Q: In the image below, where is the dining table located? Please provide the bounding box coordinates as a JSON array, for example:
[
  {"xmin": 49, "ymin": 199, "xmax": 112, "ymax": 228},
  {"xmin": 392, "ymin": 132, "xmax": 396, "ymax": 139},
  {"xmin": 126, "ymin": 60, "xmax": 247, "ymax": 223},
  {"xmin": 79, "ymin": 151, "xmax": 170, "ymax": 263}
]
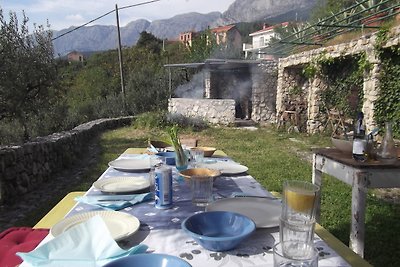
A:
[
  {"xmin": 312, "ymin": 148, "xmax": 400, "ymax": 257},
  {"xmin": 29, "ymin": 148, "xmax": 372, "ymax": 267}
]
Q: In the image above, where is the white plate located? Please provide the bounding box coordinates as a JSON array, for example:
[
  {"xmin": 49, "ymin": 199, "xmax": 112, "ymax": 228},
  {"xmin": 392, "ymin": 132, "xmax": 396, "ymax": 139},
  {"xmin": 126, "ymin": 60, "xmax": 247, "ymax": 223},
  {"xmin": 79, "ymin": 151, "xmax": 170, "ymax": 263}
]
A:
[
  {"xmin": 199, "ymin": 161, "xmax": 248, "ymax": 175},
  {"xmin": 206, "ymin": 197, "xmax": 281, "ymax": 228},
  {"xmin": 93, "ymin": 176, "xmax": 150, "ymax": 193},
  {"xmin": 51, "ymin": 211, "xmax": 140, "ymax": 241},
  {"xmin": 108, "ymin": 158, "xmax": 151, "ymax": 172}
]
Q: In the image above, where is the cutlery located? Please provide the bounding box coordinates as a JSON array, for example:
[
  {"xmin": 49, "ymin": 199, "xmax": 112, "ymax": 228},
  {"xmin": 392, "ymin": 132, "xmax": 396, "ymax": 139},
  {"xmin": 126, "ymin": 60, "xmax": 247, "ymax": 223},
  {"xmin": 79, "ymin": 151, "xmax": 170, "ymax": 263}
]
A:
[
  {"xmin": 216, "ymin": 192, "xmax": 278, "ymax": 200},
  {"xmin": 97, "ymin": 198, "xmax": 133, "ymax": 202},
  {"xmin": 234, "ymin": 195, "xmax": 278, "ymax": 200}
]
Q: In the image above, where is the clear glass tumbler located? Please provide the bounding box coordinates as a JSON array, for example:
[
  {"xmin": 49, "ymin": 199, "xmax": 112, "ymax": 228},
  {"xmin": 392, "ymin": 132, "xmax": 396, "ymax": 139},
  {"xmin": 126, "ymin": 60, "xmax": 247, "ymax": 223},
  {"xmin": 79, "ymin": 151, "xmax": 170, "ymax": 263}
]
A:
[
  {"xmin": 282, "ymin": 180, "xmax": 320, "ymax": 222},
  {"xmin": 273, "ymin": 241, "xmax": 318, "ymax": 267}
]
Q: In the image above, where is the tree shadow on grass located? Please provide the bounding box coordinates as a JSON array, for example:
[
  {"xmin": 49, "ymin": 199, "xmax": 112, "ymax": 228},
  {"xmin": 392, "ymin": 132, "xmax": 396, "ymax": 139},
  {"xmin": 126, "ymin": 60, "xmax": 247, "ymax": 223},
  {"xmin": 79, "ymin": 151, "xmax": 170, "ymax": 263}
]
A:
[
  {"xmin": 324, "ymin": 195, "xmax": 400, "ymax": 267},
  {"xmin": 363, "ymin": 197, "xmax": 400, "ymax": 267}
]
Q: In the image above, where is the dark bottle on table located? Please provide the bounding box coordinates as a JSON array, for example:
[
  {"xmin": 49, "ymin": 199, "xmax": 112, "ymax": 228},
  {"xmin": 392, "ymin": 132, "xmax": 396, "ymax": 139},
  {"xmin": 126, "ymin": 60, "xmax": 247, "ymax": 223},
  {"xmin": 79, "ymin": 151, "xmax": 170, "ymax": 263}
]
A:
[{"xmin": 352, "ymin": 112, "xmax": 367, "ymax": 161}]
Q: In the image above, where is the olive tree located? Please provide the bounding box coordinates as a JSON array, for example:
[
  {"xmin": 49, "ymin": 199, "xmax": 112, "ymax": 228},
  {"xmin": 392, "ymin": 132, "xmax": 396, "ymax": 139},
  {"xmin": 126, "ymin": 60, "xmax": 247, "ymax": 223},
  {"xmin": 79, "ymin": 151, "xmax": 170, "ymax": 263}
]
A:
[{"xmin": 0, "ymin": 9, "xmax": 58, "ymax": 140}]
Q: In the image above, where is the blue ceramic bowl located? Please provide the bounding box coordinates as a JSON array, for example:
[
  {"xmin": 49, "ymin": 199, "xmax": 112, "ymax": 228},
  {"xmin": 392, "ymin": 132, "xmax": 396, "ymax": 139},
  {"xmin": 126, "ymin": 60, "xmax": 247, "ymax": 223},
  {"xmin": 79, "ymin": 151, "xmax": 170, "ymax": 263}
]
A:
[
  {"xmin": 103, "ymin": 253, "xmax": 191, "ymax": 267},
  {"xmin": 181, "ymin": 211, "xmax": 256, "ymax": 251},
  {"xmin": 156, "ymin": 151, "xmax": 176, "ymax": 165}
]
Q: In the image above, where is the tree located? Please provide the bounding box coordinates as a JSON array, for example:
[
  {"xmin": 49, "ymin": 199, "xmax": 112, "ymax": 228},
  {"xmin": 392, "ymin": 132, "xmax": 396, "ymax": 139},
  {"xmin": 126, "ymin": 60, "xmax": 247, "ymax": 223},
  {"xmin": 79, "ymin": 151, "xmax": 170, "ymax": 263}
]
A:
[
  {"xmin": 0, "ymin": 9, "xmax": 59, "ymax": 140},
  {"xmin": 136, "ymin": 31, "xmax": 163, "ymax": 54},
  {"xmin": 187, "ymin": 29, "xmax": 217, "ymax": 62}
]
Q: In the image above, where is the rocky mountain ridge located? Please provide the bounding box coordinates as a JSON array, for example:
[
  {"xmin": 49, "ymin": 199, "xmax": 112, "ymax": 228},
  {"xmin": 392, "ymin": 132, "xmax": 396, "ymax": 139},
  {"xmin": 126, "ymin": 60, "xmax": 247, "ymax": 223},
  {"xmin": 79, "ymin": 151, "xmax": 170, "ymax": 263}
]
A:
[{"xmin": 53, "ymin": 0, "xmax": 317, "ymax": 56}]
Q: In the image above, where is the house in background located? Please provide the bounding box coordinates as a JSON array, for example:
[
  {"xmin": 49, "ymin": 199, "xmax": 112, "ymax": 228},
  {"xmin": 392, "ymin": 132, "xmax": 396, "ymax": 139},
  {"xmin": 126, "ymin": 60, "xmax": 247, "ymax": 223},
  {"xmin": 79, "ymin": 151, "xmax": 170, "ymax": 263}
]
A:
[
  {"xmin": 67, "ymin": 51, "xmax": 85, "ymax": 63},
  {"xmin": 243, "ymin": 22, "xmax": 289, "ymax": 60},
  {"xmin": 210, "ymin": 24, "xmax": 242, "ymax": 50},
  {"xmin": 179, "ymin": 31, "xmax": 197, "ymax": 47}
]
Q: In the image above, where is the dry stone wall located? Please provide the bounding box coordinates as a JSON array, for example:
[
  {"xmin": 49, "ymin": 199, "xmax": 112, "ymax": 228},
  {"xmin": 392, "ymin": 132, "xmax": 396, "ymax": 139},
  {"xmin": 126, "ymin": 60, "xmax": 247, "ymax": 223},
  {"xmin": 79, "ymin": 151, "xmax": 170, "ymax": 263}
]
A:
[
  {"xmin": 251, "ymin": 61, "xmax": 278, "ymax": 124},
  {"xmin": 168, "ymin": 98, "xmax": 235, "ymax": 125},
  {"xmin": 277, "ymin": 26, "xmax": 400, "ymax": 133},
  {"xmin": 0, "ymin": 117, "xmax": 133, "ymax": 204}
]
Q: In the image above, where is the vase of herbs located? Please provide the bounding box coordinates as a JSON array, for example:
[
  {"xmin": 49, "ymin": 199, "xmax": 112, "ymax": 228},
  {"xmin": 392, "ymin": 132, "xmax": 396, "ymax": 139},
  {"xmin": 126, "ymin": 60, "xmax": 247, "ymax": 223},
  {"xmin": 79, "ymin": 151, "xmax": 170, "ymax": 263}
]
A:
[{"xmin": 168, "ymin": 125, "xmax": 188, "ymax": 171}]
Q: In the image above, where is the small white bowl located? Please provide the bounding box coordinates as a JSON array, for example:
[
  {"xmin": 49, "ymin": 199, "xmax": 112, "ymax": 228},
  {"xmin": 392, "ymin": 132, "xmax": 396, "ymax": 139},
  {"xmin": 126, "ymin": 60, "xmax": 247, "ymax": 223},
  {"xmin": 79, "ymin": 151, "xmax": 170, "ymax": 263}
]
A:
[{"xmin": 331, "ymin": 137, "xmax": 353, "ymax": 153}]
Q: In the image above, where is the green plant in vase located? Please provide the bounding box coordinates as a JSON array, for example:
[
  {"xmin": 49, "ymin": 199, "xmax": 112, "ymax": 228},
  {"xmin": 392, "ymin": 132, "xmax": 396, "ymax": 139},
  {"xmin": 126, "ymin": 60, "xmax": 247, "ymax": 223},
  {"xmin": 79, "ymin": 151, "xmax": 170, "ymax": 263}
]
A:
[{"xmin": 167, "ymin": 125, "xmax": 188, "ymax": 171}]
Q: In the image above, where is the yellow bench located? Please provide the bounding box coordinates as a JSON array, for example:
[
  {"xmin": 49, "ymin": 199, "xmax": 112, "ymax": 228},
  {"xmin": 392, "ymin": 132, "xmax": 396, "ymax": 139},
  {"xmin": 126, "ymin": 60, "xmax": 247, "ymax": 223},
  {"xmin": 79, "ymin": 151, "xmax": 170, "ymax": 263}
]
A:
[{"xmin": 33, "ymin": 191, "xmax": 85, "ymax": 229}]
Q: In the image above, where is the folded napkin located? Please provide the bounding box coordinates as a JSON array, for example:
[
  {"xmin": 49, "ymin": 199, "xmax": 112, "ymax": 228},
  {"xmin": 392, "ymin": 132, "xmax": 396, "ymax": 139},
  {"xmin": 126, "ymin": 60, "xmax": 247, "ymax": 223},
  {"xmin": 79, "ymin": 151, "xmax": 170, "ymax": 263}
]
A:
[
  {"xmin": 17, "ymin": 215, "xmax": 148, "ymax": 267},
  {"xmin": 75, "ymin": 193, "xmax": 153, "ymax": 210},
  {"xmin": 147, "ymin": 144, "xmax": 159, "ymax": 153}
]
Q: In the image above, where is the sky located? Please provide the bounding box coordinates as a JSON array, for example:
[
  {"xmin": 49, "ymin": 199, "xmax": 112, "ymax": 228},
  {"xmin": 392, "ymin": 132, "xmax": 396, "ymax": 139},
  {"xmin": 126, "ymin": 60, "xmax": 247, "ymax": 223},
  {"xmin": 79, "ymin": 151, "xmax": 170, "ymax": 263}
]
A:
[{"xmin": 0, "ymin": 0, "xmax": 235, "ymax": 31}]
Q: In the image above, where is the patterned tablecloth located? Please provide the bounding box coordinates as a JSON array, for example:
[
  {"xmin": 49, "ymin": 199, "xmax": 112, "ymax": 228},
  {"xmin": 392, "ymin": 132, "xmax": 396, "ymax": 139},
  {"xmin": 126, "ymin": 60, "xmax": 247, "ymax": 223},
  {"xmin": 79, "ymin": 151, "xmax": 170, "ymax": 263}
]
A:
[{"xmin": 66, "ymin": 153, "xmax": 350, "ymax": 267}]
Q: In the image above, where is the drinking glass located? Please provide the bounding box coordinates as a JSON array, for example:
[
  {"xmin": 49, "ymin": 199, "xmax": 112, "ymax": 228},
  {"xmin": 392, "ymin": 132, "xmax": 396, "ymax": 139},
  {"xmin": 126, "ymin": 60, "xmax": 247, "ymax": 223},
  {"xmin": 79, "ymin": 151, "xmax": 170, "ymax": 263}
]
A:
[
  {"xmin": 148, "ymin": 155, "xmax": 162, "ymax": 197},
  {"xmin": 273, "ymin": 241, "xmax": 319, "ymax": 267},
  {"xmin": 280, "ymin": 217, "xmax": 315, "ymax": 247},
  {"xmin": 191, "ymin": 175, "xmax": 213, "ymax": 206},
  {"xmin": 189, "ymin": 148, "xmax": 205, "ymax": 167},
  {"xmin": 282, "ymin": 180, "xmax": 320, "ymax": 222}
]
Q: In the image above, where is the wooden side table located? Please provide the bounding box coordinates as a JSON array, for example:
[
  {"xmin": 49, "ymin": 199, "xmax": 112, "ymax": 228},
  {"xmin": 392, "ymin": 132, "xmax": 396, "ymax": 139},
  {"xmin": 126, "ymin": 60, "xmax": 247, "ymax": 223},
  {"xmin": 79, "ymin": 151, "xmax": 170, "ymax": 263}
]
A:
[{"xmin": 312, "ymin": 149, "xmax": 400, "ymax": 257}]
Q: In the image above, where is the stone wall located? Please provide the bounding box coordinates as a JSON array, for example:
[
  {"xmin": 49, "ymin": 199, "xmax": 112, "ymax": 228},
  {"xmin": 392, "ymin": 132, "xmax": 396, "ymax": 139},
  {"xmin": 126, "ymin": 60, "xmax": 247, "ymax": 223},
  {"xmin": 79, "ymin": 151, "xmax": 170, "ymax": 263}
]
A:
[
  {"xmin": 0, "ymin": 117, "xmax": 133, "ymax": 204},
  {"xmin": 168, "ymin": 98, "xmax": 235, "ymax": 125},
  {"xmin": 251, "ymin": 61, "xmax": 278, "ymax": 124},
  {"xmin": 276, "ymin": 26, "xmax": 400, "ymax": 133}
]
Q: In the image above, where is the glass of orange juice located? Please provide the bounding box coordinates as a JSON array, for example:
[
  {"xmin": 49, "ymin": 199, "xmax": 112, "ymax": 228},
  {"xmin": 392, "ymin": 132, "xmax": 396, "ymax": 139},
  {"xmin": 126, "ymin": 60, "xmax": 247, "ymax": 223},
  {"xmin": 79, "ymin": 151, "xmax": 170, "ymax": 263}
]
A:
[{"xmin": 282, "ymin": 180, "xmax": 320, "ymax": 222}]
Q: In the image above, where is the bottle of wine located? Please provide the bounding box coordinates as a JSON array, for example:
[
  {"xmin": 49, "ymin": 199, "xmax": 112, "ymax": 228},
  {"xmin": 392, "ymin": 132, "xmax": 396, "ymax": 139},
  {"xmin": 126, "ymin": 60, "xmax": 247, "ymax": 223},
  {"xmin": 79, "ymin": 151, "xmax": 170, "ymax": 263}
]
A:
[{"xmin": 352, "ymin": 112, "xmax": 367, "ymax": 161}]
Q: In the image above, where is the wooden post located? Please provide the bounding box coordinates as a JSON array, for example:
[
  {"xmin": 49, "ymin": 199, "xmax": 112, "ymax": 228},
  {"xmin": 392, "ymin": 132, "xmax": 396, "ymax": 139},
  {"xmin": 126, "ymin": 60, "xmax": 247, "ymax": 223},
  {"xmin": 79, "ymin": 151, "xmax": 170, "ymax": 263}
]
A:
[
  {"xmin": 350, "ymin": 171, "xmax": 368, "ymax": 257},
  {"xmin": 115, "ymin": 4, "xmax": 126, "ymax": 109}
]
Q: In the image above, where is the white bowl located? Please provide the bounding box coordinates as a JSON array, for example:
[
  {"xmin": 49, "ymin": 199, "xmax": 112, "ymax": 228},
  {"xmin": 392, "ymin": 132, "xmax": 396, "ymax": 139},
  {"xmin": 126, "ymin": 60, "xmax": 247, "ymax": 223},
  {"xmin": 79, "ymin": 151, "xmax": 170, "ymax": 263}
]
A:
[{"xmin": 331, "ymin": 137, "xmax": 353, "ymax": 153}]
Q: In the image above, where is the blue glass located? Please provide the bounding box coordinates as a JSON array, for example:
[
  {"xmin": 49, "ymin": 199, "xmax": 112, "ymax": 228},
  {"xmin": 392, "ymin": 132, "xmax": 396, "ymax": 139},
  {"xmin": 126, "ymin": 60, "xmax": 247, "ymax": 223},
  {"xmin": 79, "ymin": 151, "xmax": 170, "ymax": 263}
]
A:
[{"xmin": 156, "ymin": 152, "xmax": 176, "ymax": 165}]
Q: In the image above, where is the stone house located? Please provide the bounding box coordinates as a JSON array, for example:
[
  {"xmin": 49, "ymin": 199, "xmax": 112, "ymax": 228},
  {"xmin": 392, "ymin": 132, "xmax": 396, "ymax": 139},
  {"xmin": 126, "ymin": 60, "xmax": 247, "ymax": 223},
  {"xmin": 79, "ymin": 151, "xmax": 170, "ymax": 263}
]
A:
[
  {"xmin": 166, "ymin": 59, "xmax": 278, "ymax": 126},
  {"xmin": 276, "ymin": 26, "xmax": 400, "ymax": 134},
  {"xmin": 179, "ymin": 31, "xmax": 197, "ymax": 47},
  {"xmin": 67, "ymin": 51, "xmax": 85, "ymax": 63}
]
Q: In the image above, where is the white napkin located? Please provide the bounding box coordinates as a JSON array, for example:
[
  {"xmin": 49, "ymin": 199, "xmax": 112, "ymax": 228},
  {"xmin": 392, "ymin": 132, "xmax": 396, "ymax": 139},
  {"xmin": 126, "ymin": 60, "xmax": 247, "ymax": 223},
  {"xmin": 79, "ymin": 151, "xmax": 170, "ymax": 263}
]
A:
[{"xmin": 17, "ymin": 215, "xmax": 148, "ymax": 267}]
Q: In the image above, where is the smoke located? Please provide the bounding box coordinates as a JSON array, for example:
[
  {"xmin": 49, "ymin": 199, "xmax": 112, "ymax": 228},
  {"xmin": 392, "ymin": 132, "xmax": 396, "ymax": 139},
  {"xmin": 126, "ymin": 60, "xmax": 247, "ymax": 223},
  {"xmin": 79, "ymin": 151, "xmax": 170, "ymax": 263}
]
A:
[{"xmin": 174, "ymin": 71, "xmax": 205, "ymax": 99}]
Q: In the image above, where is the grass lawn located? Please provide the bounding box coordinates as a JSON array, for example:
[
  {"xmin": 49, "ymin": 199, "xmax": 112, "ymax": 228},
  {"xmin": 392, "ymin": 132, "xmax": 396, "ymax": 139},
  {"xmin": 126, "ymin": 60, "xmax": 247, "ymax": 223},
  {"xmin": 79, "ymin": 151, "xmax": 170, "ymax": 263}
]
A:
[{"xmin": 18, "ymin": 124, "xmax": 399, "ymax": 267}]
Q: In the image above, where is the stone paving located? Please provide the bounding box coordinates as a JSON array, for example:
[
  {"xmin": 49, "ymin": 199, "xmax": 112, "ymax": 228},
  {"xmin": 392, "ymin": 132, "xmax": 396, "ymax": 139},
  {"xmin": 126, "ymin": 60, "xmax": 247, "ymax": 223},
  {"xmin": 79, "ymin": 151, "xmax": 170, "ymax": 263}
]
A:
[{"xmin": 0, "ymin": 140, "xmax": 100, "ymax": 232}]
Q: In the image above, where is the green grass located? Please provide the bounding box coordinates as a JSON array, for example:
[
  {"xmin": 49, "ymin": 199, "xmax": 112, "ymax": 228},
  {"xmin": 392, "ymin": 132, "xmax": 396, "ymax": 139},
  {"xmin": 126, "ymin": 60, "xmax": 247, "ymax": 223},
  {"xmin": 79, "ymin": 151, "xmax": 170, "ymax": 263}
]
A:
[{"xmin": 16, "ymin": 125, "xmax": 399, "ymax": 267}]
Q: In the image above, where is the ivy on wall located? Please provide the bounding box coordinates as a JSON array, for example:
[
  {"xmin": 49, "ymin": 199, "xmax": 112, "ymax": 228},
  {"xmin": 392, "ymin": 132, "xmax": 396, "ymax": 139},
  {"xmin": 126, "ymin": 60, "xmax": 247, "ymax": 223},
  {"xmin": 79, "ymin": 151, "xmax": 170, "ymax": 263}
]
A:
[
  {"xmin": 375, "ymin": 48, "xmax": 400, "ymax": 136},
  {"xmin": 303, "ymin": 52, "xmax": 366, "ymax": 119},
  {"xmin": 374, "ymin": 27, "xmax": 400, "ymax": 136}
]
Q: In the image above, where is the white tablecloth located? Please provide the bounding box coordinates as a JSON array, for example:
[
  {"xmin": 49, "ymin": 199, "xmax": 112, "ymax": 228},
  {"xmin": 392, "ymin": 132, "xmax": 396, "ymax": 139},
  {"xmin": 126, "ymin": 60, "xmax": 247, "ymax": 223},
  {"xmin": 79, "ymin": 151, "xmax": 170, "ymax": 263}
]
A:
[{"xmin": 24, "ymin": 154, "xmax": 351, "ymax": 267}]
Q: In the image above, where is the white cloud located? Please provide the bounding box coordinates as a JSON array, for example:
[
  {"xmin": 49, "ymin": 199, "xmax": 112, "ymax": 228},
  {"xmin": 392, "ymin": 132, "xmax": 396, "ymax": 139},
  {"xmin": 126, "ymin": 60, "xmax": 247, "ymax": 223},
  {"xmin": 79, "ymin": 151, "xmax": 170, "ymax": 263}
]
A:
[
  {"xmin": 1, "ymin": 0, "xmax": 235, "ymax": 30},
  {"xmin": 65, "ymin": 14, "xmax": 85, "ymax": 24}
]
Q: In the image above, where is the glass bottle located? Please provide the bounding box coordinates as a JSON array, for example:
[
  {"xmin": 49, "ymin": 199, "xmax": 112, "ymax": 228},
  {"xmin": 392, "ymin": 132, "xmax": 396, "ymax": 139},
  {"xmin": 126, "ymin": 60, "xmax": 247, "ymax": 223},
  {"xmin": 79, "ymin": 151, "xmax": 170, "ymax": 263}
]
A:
[
  {"xmin": 352, "ymin": 112, "xmax": 367, "ymax": 161},
  {"xmin": 377, "ymin": 122, "xmax": 397, "ymax": 163}
]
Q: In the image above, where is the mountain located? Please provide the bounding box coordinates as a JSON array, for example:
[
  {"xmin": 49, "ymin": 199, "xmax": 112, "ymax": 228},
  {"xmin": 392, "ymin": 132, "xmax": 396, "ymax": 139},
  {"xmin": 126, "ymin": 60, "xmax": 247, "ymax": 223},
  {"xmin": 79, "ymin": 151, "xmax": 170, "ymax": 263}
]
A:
[
  {"xmin": 222, "ymin": 0, "xmax": 318, "ymax": 23},
  {"xmin": 52, "ymin": 0, "xmax": 318, "ymax": 56},
  {"xmin": 53, "ymin": 19, "xmax": 150, "ymax": 56},
  {"xmin": 146, "ymin": 12, "xmax": 222, "ymax": 39}
]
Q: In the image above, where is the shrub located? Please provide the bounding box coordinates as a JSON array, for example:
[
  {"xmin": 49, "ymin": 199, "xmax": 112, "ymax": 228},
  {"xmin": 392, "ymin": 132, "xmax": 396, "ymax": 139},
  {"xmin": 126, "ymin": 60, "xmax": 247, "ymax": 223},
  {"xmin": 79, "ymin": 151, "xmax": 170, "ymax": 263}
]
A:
[{"xmin": 133, "ymin": 111, "xmax": 169, "ymax": 129}]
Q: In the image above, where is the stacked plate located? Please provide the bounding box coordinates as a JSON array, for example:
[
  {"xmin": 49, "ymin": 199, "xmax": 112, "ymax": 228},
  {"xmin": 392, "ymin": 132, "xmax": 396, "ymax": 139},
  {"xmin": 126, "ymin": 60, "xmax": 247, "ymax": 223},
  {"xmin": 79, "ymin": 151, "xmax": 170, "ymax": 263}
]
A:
[
  {"xmin": 93, "ymin": 176, "xmax": 150, "ymax": 194},
  {"xmin": 108, "ymin": 158, "xmax": 151, "ymax": 172},
  {"xmin": 50, "ymin": 210, "xmax": 140, "ymax": 241},
  {"xmin": 199, "ymin": 161, "xmax": 248, "ymax": 175}
]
